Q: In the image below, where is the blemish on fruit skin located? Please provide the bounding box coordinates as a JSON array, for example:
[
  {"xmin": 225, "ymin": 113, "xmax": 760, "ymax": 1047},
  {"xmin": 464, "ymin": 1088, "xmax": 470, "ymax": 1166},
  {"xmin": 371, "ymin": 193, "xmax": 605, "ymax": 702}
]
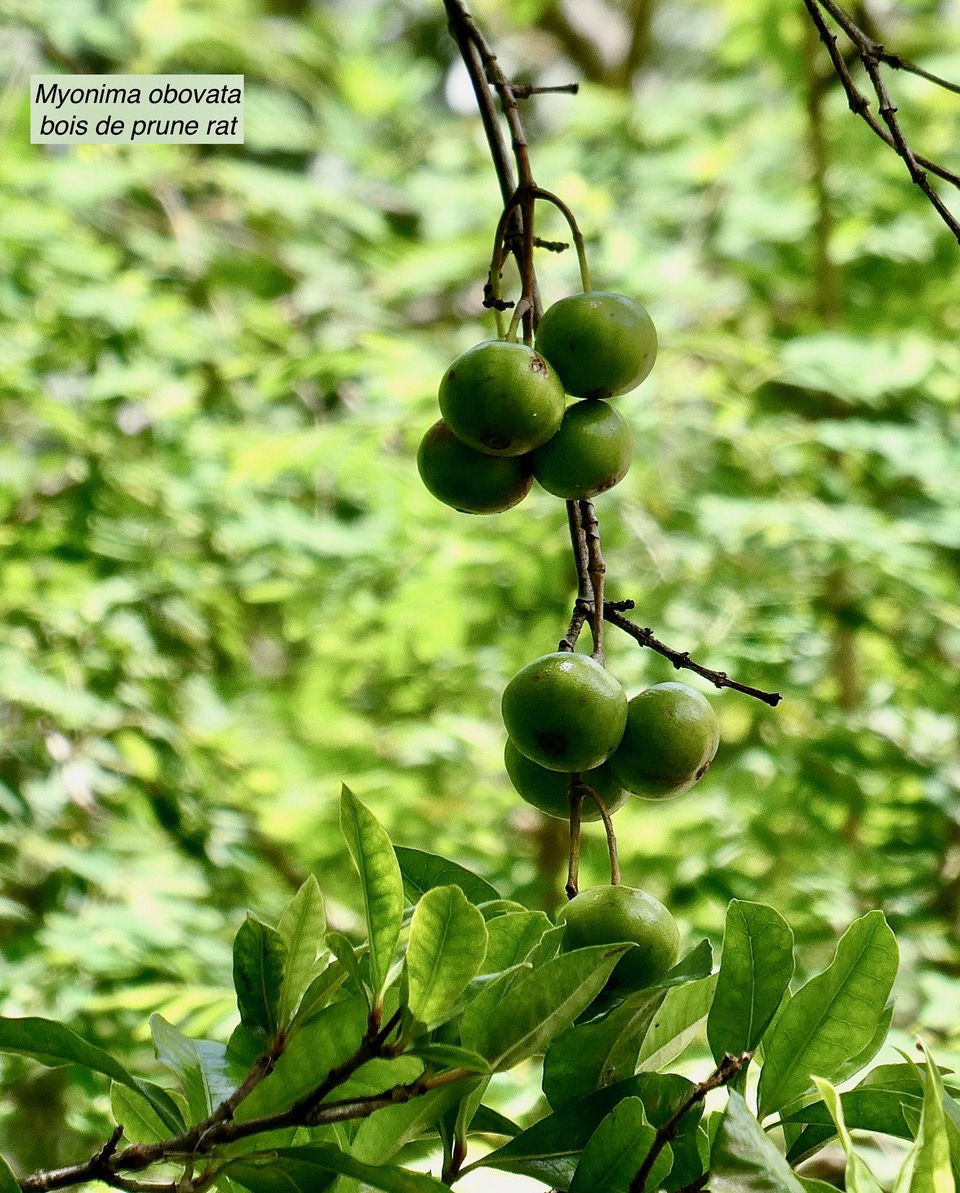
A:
[{"xmin": 531, "ymin": 355, "xmax": 548, "ymax": 374}]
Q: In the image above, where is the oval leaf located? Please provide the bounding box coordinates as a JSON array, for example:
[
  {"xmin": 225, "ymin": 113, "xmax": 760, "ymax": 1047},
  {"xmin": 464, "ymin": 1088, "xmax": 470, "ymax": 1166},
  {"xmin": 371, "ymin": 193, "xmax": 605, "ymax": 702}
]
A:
[
  {"xmin": 277, "ymin": 875, "xmax": 326, "ymax": 1029},
  {"xmin": 712, "ymin": 1090, "xmax": 806, "ymax": 1192},
  {"xmin": 461, "ymin": 943, "xmax": 630, "ymax": 1071},
  {"xmin": 406, "ymin": 885, "xmax": 488, "ymax": 1030},
  {"xmin": 395, "ymin": 845, "xmax": 500, "ymax": 906},
  {"xmin": 233, "ymin": 915, "xmax": 286, "ymax": 1038},
  {"xmin": 570, "ymin": 1096, "xmax": 663, "ymax": 1193},
  {"xmin": 340, "ymin": 784, "xmax": 404, "ymax": 999},
  {"xmin": 708, "ymin": 900, "xmax": 794, "ymax": 1065},
  {"xmin": 230, "ymin": 1143, "xmax": 451, "ymax": 1192},
  {"xmin": 757, "ymin": 912, "xmax": 898, "ymax": 1118}
]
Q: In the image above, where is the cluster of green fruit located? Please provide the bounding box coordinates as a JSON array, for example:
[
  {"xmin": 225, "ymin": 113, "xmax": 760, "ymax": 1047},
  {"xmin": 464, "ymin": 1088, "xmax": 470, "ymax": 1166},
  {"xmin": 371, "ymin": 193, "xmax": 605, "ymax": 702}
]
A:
[
  {"xmin": 417, "ymin": 291, "xmax": 657, "ymax": 513},
  {"xmin": 502, "ymin": 651, "xmax": 720, "ymax": 993}
]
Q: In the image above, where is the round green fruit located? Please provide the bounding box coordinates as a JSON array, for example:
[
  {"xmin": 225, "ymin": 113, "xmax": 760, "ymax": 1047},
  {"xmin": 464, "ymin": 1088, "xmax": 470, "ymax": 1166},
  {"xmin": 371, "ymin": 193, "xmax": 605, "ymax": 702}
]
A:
[
  {"xmin": 503, "ymin": 738, "xmax": 629, "ymax": 822},
  {"xmin": 532, "ymin": 399, "xmax": 633, "ymax": 499},
  {"xmin": 417, "ymin": 420, "xmax": 533, "ymax": 514},
  {"xmin": 557, "ymin": 884, "xmax": 679, "ymax": 992},
  {"xmin": 501, "ymin": 651, "xmax": 627, "ymax": 773},
  {"xmin": 535, "ymin": 291, "xmax": 658, "ymax": 399},
  {"xmin": 607, "ymin": 682, "xmax": 720, "ymax": 799},
  {"xmin": 438, "ymin": 339, "xmax": 565, "ymax": 457}
]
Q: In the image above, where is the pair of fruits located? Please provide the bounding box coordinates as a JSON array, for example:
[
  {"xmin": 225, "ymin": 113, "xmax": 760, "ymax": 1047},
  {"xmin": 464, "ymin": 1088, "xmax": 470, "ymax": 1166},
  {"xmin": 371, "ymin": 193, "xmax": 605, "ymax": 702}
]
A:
[
  {"xmin": 501, "ymin": 652, "xmax": 719, "ymax": 805},
  {"xmin": 417, "ymin": 291, "xmax": 657, "ymax": 514}
]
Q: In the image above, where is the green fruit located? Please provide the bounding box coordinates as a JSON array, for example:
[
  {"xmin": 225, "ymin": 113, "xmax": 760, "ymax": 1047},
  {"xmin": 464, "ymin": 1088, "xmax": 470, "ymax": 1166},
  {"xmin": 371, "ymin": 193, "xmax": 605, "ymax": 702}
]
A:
[
  {"xmin": 504, "ymin": 738, "xmax": 629, "ymax": 821},
  {"xmin": 535, "ymin": 291, "xmax": 658, "ymax": 399},
  {"xmin": 501, "ymin": 651, "xmax": 627, "ymax": 773},
  {"xmin": 557, "ymin": 884, "xmax": 679, "ymax": 993},
  {"xmin": 438, "ymin": 339, "xmax": 566, "ymax": 457},
  {"xmin": 607, "ymin": 682, "xmax": 720, "ymax": 799},
  {"xmin": 417, "ymin": 420, "xmax": 533, "ymax": 514},
  {"xmin": 532, "ymin": 399, "xmax": 633, "ymax": 499}
]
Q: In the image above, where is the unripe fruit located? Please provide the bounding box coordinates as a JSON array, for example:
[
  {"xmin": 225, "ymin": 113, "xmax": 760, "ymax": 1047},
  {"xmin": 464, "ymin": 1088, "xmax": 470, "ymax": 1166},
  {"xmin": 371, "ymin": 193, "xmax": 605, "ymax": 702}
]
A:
[
  {"xmin": 501, "ymin": 651, "xmax": 627, "ymax": 773},
  {"xmin": 532, "ymin": 399, "xmax": 633, "ymax": 500},
  {"xmin": 438, "ymin": 340, "xmax": 566, "ymax": 457},
  {"xmin": 535, "ymin": 291, "xmax": 658, "ymax": 399},
  {"xmin": 417, "ymin": 420, "xmax": 533, "ymax": 514},
  {"xmin": 557, "ymin": 884, "xmax": 679, "ymax": 993},
  {"xmin": 503, "ymin": 738, "xmax": 629, "ymax": 822},
  {"xmin": 607, "ymin": 682, "xmax": 720, "ymax": 799}
]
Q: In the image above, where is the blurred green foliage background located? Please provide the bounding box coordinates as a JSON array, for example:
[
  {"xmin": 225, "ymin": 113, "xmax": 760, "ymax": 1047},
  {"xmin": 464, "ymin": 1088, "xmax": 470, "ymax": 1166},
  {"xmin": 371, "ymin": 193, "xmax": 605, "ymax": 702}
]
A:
[{"xmin": 1, "ymin": 0, "xmax": 959, "ymax": 1173}]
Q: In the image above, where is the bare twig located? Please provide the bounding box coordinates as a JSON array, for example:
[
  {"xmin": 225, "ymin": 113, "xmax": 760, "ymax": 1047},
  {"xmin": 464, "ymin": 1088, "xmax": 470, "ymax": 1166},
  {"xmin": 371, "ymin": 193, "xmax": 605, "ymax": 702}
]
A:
[
  {"xmin": 579, "ymin": 500, "xmax": 606, "ymax": 664},
  {"xmin": 802, "ymin": 0, "xmax": 960, "ymax": 243},
  {"xmin": 565, "ymin": 778, "xmax": 584, "ymax": 898},
  {"xmin": 604, "ymin": 603, "xmax": 782, "ymax": 706},
  {"xmin": 578, "ymin": 780, "xmax": 621, "ymax": 884}
]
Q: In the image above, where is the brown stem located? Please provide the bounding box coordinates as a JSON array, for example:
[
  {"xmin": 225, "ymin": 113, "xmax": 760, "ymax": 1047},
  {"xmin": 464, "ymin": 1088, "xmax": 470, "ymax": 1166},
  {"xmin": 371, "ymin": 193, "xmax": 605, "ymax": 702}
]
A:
[
  {"xmin": 802, "ymin": 0, "xmax": 960, "ymax": 243},
  {"xmin": 565, "ymin": 779, "xmax": 584, "ymax": 899},
  {"xmin": 578, "ymin": 781, "xmax": 620, "ymax": 885},
  {"xmin": 579, "ymin": 500, "xmax": 605, "ymax": 664},
  {"xmin": 603, "ymin": 604, "xmax": 782, "ymax": 706}
]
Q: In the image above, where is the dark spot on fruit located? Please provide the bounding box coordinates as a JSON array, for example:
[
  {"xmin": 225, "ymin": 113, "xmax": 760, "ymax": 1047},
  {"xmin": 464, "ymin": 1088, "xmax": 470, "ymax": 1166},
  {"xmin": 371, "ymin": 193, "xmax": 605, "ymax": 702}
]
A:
[
  {"xmin": 482, "ymin": 433, "xmax": 511, "ymax": 450},
  {"xmin": 695, "ymin": 759, "xmax": 712, "ymax": 780},
  {"xmin": 531, "ymin": 355, "xmax": 548, "ymax": 373},
  {"xmin": 537, "ymin": 731, "xmax": 566, "ymax": 757}
]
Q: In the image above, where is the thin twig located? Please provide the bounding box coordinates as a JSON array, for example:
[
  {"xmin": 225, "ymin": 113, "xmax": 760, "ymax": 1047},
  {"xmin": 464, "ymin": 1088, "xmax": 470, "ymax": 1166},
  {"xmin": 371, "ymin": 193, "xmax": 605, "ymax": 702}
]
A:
[
  {"xmin": 627, "ymin": 1052, "xmax": 753, "ymax": 1193},
  {"xmin": 802, "ymin": 0, "xmax": 960, "ymax": 243},
  {"xmin": 578, "ymin": 781, "xmax": 620, "ymax": 884},
  {"xmin": 565, "ymin": 778, "xmax": 584, "ymax": 898},
  {"xmin": 604, "ymin": 603, "xmax": 782, "ymax": 706},
  {"xmin": 579, "ymin": 500, "xmax": 605, "ymax": 664}
]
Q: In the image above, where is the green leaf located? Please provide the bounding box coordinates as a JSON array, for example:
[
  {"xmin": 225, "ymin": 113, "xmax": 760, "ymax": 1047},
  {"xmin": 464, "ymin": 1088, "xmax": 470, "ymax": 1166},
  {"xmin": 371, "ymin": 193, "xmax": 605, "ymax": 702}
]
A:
[
  {"xmin": 0, "ymin": 1015, "xmax": 183, "ymax": 1133},
  {"xmin": 229, "ymin": 1144, "xmax": 451, "ymax": 1192},
  {"xmin": 893, "ymin": 1047, "xmax": 955, "ymax": 1193},
  {"xmin": 461, "ymin": 943, "xmax": 630, "ymax": 1070},
  {"xmin": 656, "ymin": 939, "xmax": 714, "ymax": 989},
  {"xmin": 0, "ymin": 1152, "xmax": 19, "ymax": 1193},
  {"xmin": 784, "ymin": 1086, "xmax": 922, "ymax": 1165},
  {"xmin": 833, "ymin": 1004, "xmax": 895, "ymax": 1085},
  {"xmin": 637, "ymin": 975, "xmax": 717, "ymax": 1072},
  {"xmin": 395, "ymin": 845, "xmax": 500, "ymax": 906},
  {"xmin": 469, "ymin": 1103, "xmax": 521, "ymax": 1137},
  {"xmin": 349, "ymin": 1076, "xmax": 481, "ymax": 1167},
  {"xmin": 236, "ymin": 996, "xmax": 368, "ymax": 1122},
  {"xmin": 340, "ymin": 784, "xmax": 404, "ymax": 999},
  {"xmin": 406, "ymin": 1042, "xmax": 490, "ymax": 1075},
  {"xmin": 111, "ymin": 1081, "xmax": 172, "ymax": 1144},
  {"xmin": 707, "ymin": 901, "xmax": 794, "ymax": 1066},
  {"xmin": 406, "ymin": 884, "xmax": 488, "ymax": 1030},
  {"xmin": 757, "ymin": 912, "xmax": 898, "ymax": 1118},
  {"xmin": 150, "ymin": 1014, "xmax": 235, "ymax": 1125},
  {"xmin": 481, "ymin": 910, "xmax": 554, "ymax": 973},
  {"xmin": 290, "ymin": 960, "xmax": 349, "ymax": 1031},
  {"xmin": 712, "ymin": 1090, "xmax": 806, "ymax": 1192},
  {"xmin": 467, "ymin": 1072, "xmax": 699, "ymax": 1189},
  {"xmin": 277, "ymin": 875, "xmax": 327, "ymax": 1029},
  {"xmin": 543, "ymin": 988, "xmax": 665, "ymax": 1109},
  {"xmin": 812, "ymin": 1077, "xmax": 884, "ymax": 1193},
  {"xmin": 233, "ymin": 915, "xmax": 287, "ymax": 1038},
  {"xmin": 569, "ymin": 1097, "xmax": 665, "ymax": 1193},
  {"xmin": 326, "ymin": 931, "xmax": 367, "ymax": 996}
]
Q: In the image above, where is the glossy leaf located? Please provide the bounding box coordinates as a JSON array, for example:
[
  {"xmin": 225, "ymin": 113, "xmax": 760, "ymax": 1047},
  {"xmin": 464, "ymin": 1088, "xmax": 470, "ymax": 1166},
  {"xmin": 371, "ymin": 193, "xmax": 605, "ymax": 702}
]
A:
[
  {"xmin": 150, "ymin": 1014, "xmax": 235, "ymax": 1125},
  {"xmin": 340, "ymin": 785, "xmax": 404, "ymax": 999},
  {"xmin": 637, "ymin": 975, "xmax": 718, "ymax": 1072},
  {"xmin": 229, "ymin": 1144, "xmax": 451, "ymax": 1192},
  {"xmin": 406, "ymin": 884, "xmax": 488, "ymax": 1029},
  {"xmin": 712, "ymin": 1090, "xmax": 806, "ymax": 1192},
  {"xmin": 461, "ymin": 943, "xmax": 630, "ymax": 1070},
  {"xmin": 543, "ymin": 988, "xmax": 665, "ymax": 1108},
  {"xmin": 569, "ymin": 1097, "xmax": 664, "ymax": 1193},
  {"xmin": 893, "ymin": 1048, "xmax": 955, "ymax": 1193},
  {"xmin": 395, "ymin": 846, "xmax": 500, "ymax": 906},
  {"xmin": 757, "ymin": 912, "xmax": 898, "ymax": 1117},
  {"xmin": 656, "ymin": 939, "xmax": 714, "ymax": 989},
  {"xmin": 277, "ymin": 875, "xmax": 327, "ymax": 1028},
  {"xmin": 707, "ymin": 900, "xmax": 794, "ymax": 1064},
  {"xmin": 111, "ymin": 1081, "xmax": 172, "ymax": 1144},
  {"xmin": 811, "ymin": 1077, "xmax": 884, "ymax": 1193},
  {"xmin": 291, "ymin": 960, "xmax": 349, "ymax": 1030},
  {"xmin": 349, "ymin": 1076, "xmax": 481, "ymax": 1167},
  {"xmin": 233, "ymin": 915, "xmax": 286, "ymax": 1038},
  {"xmin": 0, "ymin": 1015, "xmax": 183, "ymax": 1133},
  {"xmin": 481, "ymin": 909, "xmax": 554, "ymax": 974}
]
